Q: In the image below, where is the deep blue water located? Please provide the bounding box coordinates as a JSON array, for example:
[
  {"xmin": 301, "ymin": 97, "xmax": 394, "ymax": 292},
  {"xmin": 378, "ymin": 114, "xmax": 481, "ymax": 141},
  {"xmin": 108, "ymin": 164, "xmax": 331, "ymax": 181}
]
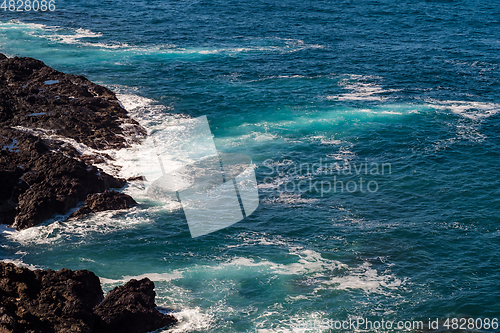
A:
[{"xmin": 1, "ymin": 0, "xmax": 500, "ymax": 332}]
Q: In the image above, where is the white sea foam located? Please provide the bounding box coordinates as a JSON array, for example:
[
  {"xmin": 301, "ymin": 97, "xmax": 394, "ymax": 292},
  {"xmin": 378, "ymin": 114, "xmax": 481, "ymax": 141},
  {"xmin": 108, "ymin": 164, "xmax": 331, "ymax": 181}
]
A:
[
  {"xmin": 11, "ymin": 89, "xmax": 176, "ymax": 180},
  {"xmin": 227, "ymin": 233, "xmax": 292, "ymax": 249},
  {"xmin": 176, "ymin": 44, "xmax": 319, "ymax": 55},
  {"xmin": 261, "ymin": 193, "xmax": 320, "ymax": 205},
  {"xmin": 1, "ymin": 259, "xmax": 41, "ymax": 270},
  {"xmin": 320, "ymin": 138, "xmax": 343, "ymax": 145},
  {"xmin": 325, "ymin": 146, "xmax": 356, "ymax": 163},
  {"xmin": 219, "ymin": 131, "xmax": 280, "ymax": 148},
  {"xmin": 327, "ymin": 75, "xmax": 399, "ymax": 102},
  {"xmin": 99, "ymin": 271, "xmax": 184, "ymax": 285},
  {"xmin": 0, "ymin": 19, "xmax": 52, "ymax": 31},
  {"xmin": 96, "ymin": 251, "xmax": 403, "ymax": 333},
  {"xmin": 161, "ymin": 307, "xmax": 215, "ymax": 333},
  {"xmin": 2, "ymin": 208, "xmax": 150, "ymax": 246},
  {"xmin": 256, "ymin": 169, "xmax": 308, "ymax": 192},
  {"xmin": 93, "ymin": 245, "xmax": 403, "ymax": 333},
  {"xmin": 172, "ymin": 37, "xmax": 323, "ymax": 56},
  {"xmin": 115, "ymin": 92, "xmax": 181, "ymax": 129},
  {"xmin": 1, "ymin": 20, "xmax": 131, "ymax": 49},
  {"xmin": 0, "ymin": 224, "xmax": 17, "ymax": 234},
  {"xmin": 0, "ymin": 20, "xmax": 108, "ymax": 47},
  {"xmin": 96, "ymin": 248, "xmax": 403, "ymax": 297},
  {"xmin": 305, "ymin": 135, "xmax": 343, "ymax": 146},
  {"xmin": 213, "ymin": 249, "xmax": 404, "ymax": 295},
  {"xmin": 2, "ymin": 86, "xmax": 189, "ymax": 243},
  {"xmin": 256, "ymin": 310, "xmax": 331, "ymax": 333},
  {"xmin": 424, "ymin": 99, "xmax": 499, "ymax": 146},
  {"xmin": 427, "ymin": 99, "xmax": 500, "ymax": 120},
  {"xmin": 318, "ymin": 262, "xmax": 404, "ymax": 293},
  {"xmin": 256, "ymin": 144, "xmax": 354, "ymax": 201},
  {"xmin": 3, "ymin": 20, "xmax": 323, "ymax": 55},
  {"xmin": 455, "ymin": 123, "xmax": 486, "ymax": 142},
  {"xmin": 380, "ymin": 110, "xmax": 403, "ymax": 115},
  {"xmin": 33, "ymin": 27, "xmax": 105, "ymax": 46}
]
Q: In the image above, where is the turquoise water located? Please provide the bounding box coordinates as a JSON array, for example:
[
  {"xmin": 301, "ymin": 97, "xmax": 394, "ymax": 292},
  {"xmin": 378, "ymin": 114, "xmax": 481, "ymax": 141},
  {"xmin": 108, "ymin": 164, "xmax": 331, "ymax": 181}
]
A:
[{"xmin": 1, "ymin": 1, "xmax": 500, "ymax": 332}]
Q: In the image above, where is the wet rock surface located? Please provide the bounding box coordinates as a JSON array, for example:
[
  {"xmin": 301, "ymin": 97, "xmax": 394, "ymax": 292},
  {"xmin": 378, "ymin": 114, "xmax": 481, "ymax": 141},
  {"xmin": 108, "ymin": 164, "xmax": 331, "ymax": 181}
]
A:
[
  {"xmin": 93, "ymin": 278, "xmax": 177, "ymax": 333},
  {"xmin": 0, "ymin": 53, "xmax": 144, "ymax": 149},
  {"xmin": 0, "ymin": 54, "xmax": 145, "ymax": 230},
  {"xmin": 0, "ymin": 127, "xmax": 129, "ymax": 230},
  {"xmin": 0, "ymin": 55, "xmax": 178, "ymax": 333},
  {"xmin": 70, "ymin": 190, "xmax": 137, "ymax": 219},
  {"xmin": 0, "ymin": 262, "xmax": 177, "ymax": 333}
]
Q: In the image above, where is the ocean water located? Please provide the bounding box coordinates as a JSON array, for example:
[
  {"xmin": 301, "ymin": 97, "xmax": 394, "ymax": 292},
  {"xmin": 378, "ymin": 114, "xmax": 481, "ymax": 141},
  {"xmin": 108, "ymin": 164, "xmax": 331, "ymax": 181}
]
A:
[{"xmin": 1, "ymin": 0, "xmax": 500, "ymax": 332}]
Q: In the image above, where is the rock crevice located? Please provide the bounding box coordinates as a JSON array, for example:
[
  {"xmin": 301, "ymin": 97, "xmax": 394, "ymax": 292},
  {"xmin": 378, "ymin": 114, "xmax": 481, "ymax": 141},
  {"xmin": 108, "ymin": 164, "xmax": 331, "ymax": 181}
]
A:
[{"xmin": 0, "ymin": 54, "xmax": 145, "ymax": 230}]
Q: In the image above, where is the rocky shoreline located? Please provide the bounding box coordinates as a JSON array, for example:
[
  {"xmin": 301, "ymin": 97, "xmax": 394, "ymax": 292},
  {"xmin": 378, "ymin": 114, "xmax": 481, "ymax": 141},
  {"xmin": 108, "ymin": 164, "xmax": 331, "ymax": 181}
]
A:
[
  {"xmin": 0, "ymin": 53, "xmax": 145, "ymax": 230},
  {"xmin": 0, "ymin": 262, "xmax": 177, "ymax": 333},
  {"xmin": 0, "ymin": 54, "xmax": 178, "ymax": 332}
]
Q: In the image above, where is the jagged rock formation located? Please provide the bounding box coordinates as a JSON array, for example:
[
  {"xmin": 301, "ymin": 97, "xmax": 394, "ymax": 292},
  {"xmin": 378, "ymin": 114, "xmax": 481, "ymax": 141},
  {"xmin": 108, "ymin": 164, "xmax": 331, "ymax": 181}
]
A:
[
  {"xmin": 70, "ymin": 190, "xmax": 137, "ymax": 219},
  {"xmin": 0, "ymin": 53, "xmax": 144, "ymax": 149},
  {"xmin": 0, "ymin": 262, "xmax": 177, "ymax": 333},
  {"xmin": 0, "ymin": 54, "xmax": 145, "ymax": 230},
  {"xmin": 93, "ymin": 279, "xmax": 175, "ymax": 333},
  {"xmin": 0, "ymin": 55, "xmax": 178, "ymax": 333}
]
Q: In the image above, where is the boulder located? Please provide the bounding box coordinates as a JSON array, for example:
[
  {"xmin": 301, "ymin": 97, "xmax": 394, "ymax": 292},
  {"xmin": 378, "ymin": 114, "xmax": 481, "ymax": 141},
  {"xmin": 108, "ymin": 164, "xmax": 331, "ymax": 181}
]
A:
[
  {"xmin": 70, "ymin": 191, "xmax": 137, "ymax": 219},
  {"xmin": 0, "ymin": 263, "xmax": 177, "ymax": 333},
  {"xmin": 93, "ymin": 278, "xmax": 176, "ymax": 333}
]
